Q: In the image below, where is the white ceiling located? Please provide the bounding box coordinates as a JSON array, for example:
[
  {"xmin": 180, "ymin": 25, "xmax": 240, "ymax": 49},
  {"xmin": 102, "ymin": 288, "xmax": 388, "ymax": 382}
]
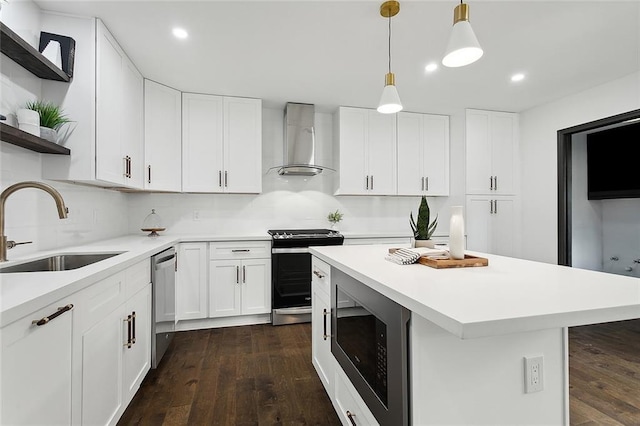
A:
[{"xmin": 35, "ymin": 0, "xmax": 640, "ymax": 114}]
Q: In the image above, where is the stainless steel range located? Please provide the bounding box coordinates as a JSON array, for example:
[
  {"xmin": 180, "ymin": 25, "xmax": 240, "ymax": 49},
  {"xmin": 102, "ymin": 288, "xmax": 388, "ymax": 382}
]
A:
[{"xmin": 268, "ymin": 229, "xmax": 344, "ymax": 325}]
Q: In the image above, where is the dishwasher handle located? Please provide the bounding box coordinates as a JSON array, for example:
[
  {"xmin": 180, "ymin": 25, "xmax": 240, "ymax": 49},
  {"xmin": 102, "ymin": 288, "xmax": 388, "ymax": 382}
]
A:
[{"xmin": 155, "ymin": 253, "xmax": 176, "ymax": 270}]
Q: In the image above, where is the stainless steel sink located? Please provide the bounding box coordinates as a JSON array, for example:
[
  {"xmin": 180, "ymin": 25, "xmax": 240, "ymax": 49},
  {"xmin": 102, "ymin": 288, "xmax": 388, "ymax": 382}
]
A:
[{"xmin": 0, "ymin": 252, "xmax": 125, "ymax": 273}]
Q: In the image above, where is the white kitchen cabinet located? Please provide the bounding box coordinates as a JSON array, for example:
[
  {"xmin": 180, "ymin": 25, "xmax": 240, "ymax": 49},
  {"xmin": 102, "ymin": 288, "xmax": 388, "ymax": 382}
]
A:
[
  {"xmin": 0, "ymin": 297, "xmax": 74, "ymax": 426},
  {"xmin": 209, "ymin": 241, "xmax": 270, "ymax": 318},
  {"xmin": 182, "ymin": 93, "xmax": 262, "ymax": 193},
  {"xmin": 144, "ymin": 79, "xmax": 182, "ymax": 192},
  {"xmin": 335, "ymin": 107, "xmax": 397, "ymax": 195},
  {"xmin": 466, "ymin": 195, "xmax": 518, "ymax": 256},
  {"xmin": 397, "ymin": 112, "xmax": 450, "ymax": 196},
  {"xmin": 74, "ymin": 259, "xmax": 151, "ymax": 426},
  {"xmin": 334, "ymin": 366, "xmax": 379, "ymax": 426},
  {"xmin": 42, "ymin": 16, "xmax": 144, "ymax": 188},
  {"xmin": 465, "ymin": 109, "xmax": 518, "ymax": 195},
  {"xmin": 176, "ymin": 242, "xmax": 209, "ymax": 320},
  {"xmin": 311, "ymin": 257, "xmax": 333, "ymax": 398}
]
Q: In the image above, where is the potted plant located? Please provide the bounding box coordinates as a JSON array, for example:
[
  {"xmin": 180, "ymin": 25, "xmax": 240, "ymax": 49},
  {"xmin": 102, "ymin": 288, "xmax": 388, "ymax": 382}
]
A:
[
  {"xmin": 24, "ymin": 100, "xmax": 71, "ymax": 143},
  {"xmin": 327, "ymin": 209, "xmax": 343, "ymax": 230},
  {"xmin": 410, "ymin": 196, "xmax": 438, "ymax": 248}
]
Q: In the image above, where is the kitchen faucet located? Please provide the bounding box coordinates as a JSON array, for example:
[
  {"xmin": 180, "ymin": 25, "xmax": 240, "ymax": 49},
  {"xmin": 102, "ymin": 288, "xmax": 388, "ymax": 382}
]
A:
[{"xmin": 0, "ymin": 181, "xmax": 68, "ymax": 262}]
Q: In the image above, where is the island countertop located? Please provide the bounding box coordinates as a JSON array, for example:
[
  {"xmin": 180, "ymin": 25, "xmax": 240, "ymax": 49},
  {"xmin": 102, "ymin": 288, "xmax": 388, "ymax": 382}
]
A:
[{"xmin": 309, "ymin": 244, "xmax": 640, "ymax": 339}]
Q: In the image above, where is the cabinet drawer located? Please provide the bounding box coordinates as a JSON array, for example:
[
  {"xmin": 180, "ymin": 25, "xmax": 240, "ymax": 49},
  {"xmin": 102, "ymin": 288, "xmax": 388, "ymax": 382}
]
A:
[
  {"xmin": 209, "ymin": 241, "xmax": 270, "ymax": 260},
  {"xmin": 335, "ymin": 367, "xmax": 379, "ymax": 425},
  {"xmin": 311, "ymin": 257, "xmax": 331, "ymax": 297},
  {"xmin": 74, "ymin": 271, "xmax": 126, "ymax": 331},
  {"xmin": 125, "ymin": 259, "xmax": 151, "ymax": 299}
]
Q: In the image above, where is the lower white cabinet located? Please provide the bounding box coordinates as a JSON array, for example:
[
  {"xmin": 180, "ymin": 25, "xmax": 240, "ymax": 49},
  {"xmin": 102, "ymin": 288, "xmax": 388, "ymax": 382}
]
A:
[
  {"xmin": 466, "ymin": 195, "xmax": 518, "ymax": 256},
  {"xmin": 75, "ymin": 259, "xmax": 151, "ymax": 426},
  {"xmin": 335, "ymin": 367, "xmax": 379, "ymax": 426},
  {"xmin": 209, "ymin": 241, "xmax": 270, "ymax": 318},
  {"xmin": 0, "ymin": 297, "xmax": 75, "ymax": 425},
  {"xmin": 176, "ymin": 242, "xmax": 209, "ymax": 320},
  {"xmin": 311, "ymin": 257, "xmax": 333, "ymax": 397}
]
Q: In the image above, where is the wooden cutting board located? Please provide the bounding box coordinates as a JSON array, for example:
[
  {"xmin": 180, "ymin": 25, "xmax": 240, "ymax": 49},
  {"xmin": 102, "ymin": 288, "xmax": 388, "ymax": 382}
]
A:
[{"xmin": 388, "ymin": 248, "xmax": 488, "ymax": 269}]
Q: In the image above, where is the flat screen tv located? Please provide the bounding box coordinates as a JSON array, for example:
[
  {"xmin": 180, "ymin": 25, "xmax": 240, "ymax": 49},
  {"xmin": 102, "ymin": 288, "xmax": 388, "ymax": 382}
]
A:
[{"xmin": 586, "ymin": 121, "xmax": 640, "ymax": 200}]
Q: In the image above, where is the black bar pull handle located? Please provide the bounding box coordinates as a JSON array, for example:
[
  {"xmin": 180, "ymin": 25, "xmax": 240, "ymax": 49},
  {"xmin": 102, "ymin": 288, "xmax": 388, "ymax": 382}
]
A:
[
  {"xmin": 346, "ymin": 411, "xmax": 357, "ymax": 426},
  {"xmin": 323, "ymin": 308, "xmax": 329, "ymax": 340},
  {"xmin": 131, "ymin": 311, "xmax": 136, "ymax": 344},
  {"xmin": 124, "ymin": 314, "xmax": 132, "ymax": 348},
  {"xmin": 32, "ymin": 304, "xmax": 74, "ymax": 326}
]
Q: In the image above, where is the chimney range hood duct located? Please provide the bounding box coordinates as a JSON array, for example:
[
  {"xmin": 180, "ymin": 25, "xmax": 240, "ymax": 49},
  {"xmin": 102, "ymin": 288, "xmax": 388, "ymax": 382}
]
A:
[{"xmin": 274, "ymin": 102, "xmax": 333, "ymax": 176}]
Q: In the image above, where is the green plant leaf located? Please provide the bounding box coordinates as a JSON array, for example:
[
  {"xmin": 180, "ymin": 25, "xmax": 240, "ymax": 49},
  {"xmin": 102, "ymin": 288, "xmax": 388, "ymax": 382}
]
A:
[{"xmin": 24, "ymin": 100, "xmax": 70, "ymax": 130}]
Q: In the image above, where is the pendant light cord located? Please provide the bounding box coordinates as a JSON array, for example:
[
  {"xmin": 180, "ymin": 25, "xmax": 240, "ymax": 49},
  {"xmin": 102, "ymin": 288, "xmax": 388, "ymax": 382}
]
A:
[{"xmin": 388, "ymin": 13, "xmax": 392, "ymax": 73}]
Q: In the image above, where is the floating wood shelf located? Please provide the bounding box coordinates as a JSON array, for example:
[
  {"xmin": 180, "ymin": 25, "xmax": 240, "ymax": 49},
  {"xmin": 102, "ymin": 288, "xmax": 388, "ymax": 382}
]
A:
[
  {"xmin": 0, "ymin": 21, "xmax": 70, "ymax": 82},
  {"xmin": 0, "ymin": 123, "xmax": 70, "ymax": 155}
]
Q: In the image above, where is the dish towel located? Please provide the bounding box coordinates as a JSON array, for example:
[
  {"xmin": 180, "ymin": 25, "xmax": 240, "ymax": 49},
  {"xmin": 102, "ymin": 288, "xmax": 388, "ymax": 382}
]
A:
[{"xmin": 385, "ymin": 248, "xmax": 449, "ymax": 265}]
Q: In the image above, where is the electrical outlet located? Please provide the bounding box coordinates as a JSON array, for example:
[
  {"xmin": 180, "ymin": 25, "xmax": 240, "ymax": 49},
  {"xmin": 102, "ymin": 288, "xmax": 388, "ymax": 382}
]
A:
[
  {"xmin": 193, "ymin": 210, "xmax": 200, "ymax": 221},
  {"xmin": 524, "ymin": 355, "xmax": 544, "ymax": 393}
]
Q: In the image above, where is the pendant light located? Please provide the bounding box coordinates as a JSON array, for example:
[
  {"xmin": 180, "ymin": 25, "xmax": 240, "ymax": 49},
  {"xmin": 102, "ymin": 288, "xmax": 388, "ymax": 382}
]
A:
[
  {"xmin": 442, "ymin": 1, "xmax": 483, "ymax": 68},
  {"xmin": 377, "ymin": 1, "xmax": 403, "ymax": 114}
]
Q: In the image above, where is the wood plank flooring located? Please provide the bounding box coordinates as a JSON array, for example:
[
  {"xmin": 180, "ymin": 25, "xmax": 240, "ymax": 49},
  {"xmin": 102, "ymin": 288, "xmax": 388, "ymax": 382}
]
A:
[
  {"xmin": 569, "ymin": 319, "xmax": 640, "ymax": 425},
  {"xmin": 118, "ymin": 323, "xmax": 340, "ymax": 426},
  {"xmin": 119, "ymin": 320, "xmax": 640, "ymax": 426}
]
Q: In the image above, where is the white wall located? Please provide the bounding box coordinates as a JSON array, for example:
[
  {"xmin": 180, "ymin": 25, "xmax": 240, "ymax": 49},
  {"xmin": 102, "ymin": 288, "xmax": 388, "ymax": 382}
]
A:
[
  {"xmin": 601, "ymin": 199, "xmax": 640, "ymax": 278},
  {"xmin": 570, "ymin": 133, "xmax": 602, "ymax": 271},
  {"xmin": 519, "ymin": 71, "xmax": 640, "ymax": 264},
  {"xmin": 0, "ymin": 1, "xmax": 128, "ymax": 259},
  {"xmin": 127, "ymin": 107, "xmax": 467, "ymax": 237}
]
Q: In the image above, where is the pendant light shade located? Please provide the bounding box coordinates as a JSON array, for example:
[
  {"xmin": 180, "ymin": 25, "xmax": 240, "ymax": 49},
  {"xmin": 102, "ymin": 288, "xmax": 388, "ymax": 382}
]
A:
[
  {"xmin": 377, "ymin": 1, "xmax": 403, "ymax": 114},
  {"xmin": 442, "ymin": 2, "xmax": 483, "ymax": 68}
]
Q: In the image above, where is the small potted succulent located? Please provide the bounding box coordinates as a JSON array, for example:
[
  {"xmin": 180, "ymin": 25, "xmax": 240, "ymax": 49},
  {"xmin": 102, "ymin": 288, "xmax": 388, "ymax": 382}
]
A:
[
  {"xmin": 327, "ymin": 209, "xmax": 343, "ymax": 230},
  {"xmin": 410, "ymin": 196, "xmax": 438, "ymax": 248},
  {"xmin": 24, "ymin": 100, "xmax": 71, "ymax": 143}
]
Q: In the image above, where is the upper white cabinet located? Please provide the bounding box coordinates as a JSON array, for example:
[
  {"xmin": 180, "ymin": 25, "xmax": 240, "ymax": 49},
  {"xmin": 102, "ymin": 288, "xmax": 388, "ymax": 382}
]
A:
[
  {"xmin": 465, "ymin": 109, "xmax": 518, "ymax": 195},
  {"xmin": 182, "ymin": 94, "xmax": 262, "ymax": 193},
  {"xmin": 42, "ymin": 17, "xmax": 144, "ymax": 189},
  {"xmin": 335, "ymin": 107, "xmax": 397, "ymax": 195},
  {"xmin": 144, "ymin": 80, "xmax": 182, "ymax": 192},
  {"xmin": 397, "ymin": 112, "xmax": 450, "ymax": 196}
]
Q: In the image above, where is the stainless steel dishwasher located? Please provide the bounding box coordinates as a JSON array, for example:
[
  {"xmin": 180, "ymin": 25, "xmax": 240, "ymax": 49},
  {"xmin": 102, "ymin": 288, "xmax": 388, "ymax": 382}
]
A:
[{"xmin": 151, "ymin": 247, "xmax": 176, "ymax": 368}]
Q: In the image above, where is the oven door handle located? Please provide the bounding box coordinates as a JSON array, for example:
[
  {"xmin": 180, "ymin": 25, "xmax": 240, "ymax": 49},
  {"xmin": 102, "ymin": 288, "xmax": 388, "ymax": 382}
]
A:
[
  {"xmin": 271, "ymin": 247, "xmax": 310, "ymax": 254},
  {"xmin": 273, "ymin": 307, "xmax": 313, "ymax": 315}
]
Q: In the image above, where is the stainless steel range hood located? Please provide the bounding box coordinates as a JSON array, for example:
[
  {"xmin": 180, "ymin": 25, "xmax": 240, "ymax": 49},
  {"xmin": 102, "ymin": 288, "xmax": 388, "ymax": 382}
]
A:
[{"xmin": 274, "ymin": 102, "xmax": 333, "ymax": 176}]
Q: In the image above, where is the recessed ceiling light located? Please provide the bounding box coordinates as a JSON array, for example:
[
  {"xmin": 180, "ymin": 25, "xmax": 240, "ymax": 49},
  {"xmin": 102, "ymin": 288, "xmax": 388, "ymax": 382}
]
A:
[
  {"xmin": 511, "ymin": 73, "xmax": 525, "ymax": 82},
  {"xmin": 425, "ymin": 63, "xmax": 438, "ymax": 73},
  {"xmin": 172, "ymin": 28, "xmax": 188, "ymax": 39}
]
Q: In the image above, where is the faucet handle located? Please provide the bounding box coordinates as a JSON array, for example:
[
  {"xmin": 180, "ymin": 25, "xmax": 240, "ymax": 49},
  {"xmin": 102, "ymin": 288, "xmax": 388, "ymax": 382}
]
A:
[{"xmin": 7, "ymin": 240, "xmax": 33, "ymax": 249}]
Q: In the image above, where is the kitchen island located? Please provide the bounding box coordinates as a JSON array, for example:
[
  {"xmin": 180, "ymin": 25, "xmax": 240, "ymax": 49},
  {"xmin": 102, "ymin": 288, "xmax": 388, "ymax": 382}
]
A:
[{"xmin": 309, "ymin": 244, "xmax": 640, "ymax": 425}]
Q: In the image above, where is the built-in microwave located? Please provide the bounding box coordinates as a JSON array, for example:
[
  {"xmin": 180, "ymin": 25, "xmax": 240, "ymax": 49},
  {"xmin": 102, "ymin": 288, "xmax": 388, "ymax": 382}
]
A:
[{"xmin": 331, "ymin": 267, "xmax": 410, "ymax": 425}]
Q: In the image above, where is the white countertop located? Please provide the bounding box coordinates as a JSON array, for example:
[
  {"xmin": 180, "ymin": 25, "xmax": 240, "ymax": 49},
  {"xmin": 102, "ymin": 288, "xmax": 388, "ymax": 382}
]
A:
[
  {"xmin": 310, "ymin": 244, "xmax": 640, "ymax": 339},
  {"xmin": 0, "ymin": 233, "xmax": 270, "ymax": 327}
]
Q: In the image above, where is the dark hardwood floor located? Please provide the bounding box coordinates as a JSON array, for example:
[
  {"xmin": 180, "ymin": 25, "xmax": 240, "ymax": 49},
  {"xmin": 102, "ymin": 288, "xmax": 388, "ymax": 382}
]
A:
[
  {"xmin": 118, "ymin": 323, "xmax": 340, "ymax": 426},
  {"xmin": 569, "ymin": 319, "xmax": 640, "ymax": 425},
  {"xmin": 119, "ymin": 320, "xmax": 640, "ymax": 426}
]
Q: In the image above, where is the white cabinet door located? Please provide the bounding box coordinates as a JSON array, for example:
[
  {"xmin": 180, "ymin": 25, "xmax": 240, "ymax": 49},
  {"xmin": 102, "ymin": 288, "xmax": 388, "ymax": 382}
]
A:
[
  {"xmin": 144, "ymin": 79, "xmax": 182, "ymax": 191},
  {"xmin": 312, "ymin": 283, "xmax": 333, "ymax": 395},
  {"xmin": 123, "ymin": 283, "xmax": 151, "ymax": 404},
  {"xmin": 466, "ymin": 196, "xmax": 517, "ymax": 256},
  {"xmin": 182, "ymin": 93, "xmax": 224, "ymax": 192},
  {"xmin": 337, "ymin": 107, "xmax": 369, "ymax": 194},
  {"xmin": 466, "ymin": 109, "xmax": 518, "ymax": 195},
  {"xmin": 81, "ymin": 304, "xmax": 125, "ymax": 426},
  {"xmin": 121, "ymin": 56, "xmax": 145, "ymax": 189},
  {"xmin": 367, "ymin": 111, "xmax": 397, "ymax": 195},
  {"xmin": 224, "ymin": 97, "xmax": 262, "ymax": 194},
  {"xmin": 240, "ymin": 258, "xmax": 270, "ymax": 315},
  {"xmin": 336, "ymin": 107, "xmax": 396, "ymax": 195},
  {"xmin": 0, "ymin": 299, "xmax": 74, "ymax": 426},
  {"xmin": 397, "ymin": 112, "xmax": 449, "ymax": 196},
  {"xmin": 176, "ymin": 243, "xmax": 208, "ymax": 320},
  {"xmin": 209, "ymin": 260, "xmax": 242, "ymax": 317},
  {"xmin": 95, "ymin": 20, "xmax": 124, "ymax": 186}
]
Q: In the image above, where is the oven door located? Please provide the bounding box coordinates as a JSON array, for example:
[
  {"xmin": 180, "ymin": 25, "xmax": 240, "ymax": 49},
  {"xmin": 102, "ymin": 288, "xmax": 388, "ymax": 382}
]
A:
[{"xmin": 272, "ymin": 248, "xmax": 312, "ymax": 324}]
